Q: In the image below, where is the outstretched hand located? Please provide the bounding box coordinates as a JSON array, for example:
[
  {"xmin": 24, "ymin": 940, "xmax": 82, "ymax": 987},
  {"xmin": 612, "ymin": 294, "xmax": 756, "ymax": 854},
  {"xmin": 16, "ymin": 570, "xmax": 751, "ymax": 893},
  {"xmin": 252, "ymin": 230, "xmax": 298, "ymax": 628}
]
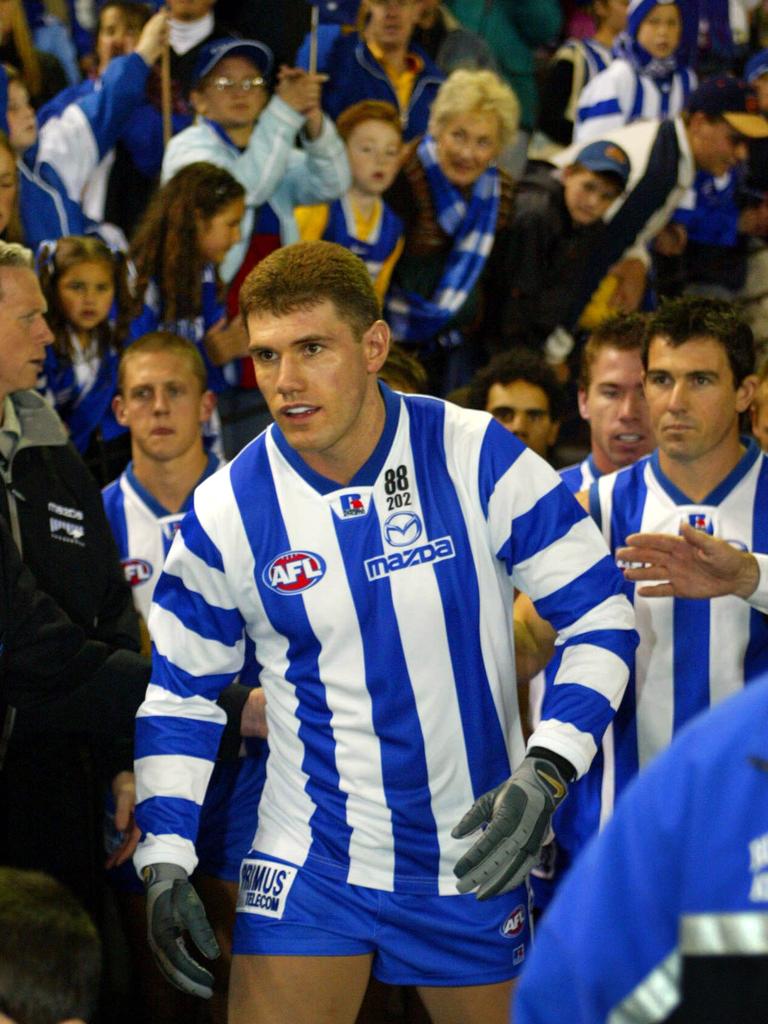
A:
[{"xmin": 618, "ymin": 521, "xmax": 760, "ymax": 599}]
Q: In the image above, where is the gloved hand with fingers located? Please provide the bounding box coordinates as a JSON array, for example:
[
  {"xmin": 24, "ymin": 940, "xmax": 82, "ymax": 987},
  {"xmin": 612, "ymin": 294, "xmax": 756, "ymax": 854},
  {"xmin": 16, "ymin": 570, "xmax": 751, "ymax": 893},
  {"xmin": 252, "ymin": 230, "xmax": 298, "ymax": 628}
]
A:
[
  {"xmin": 143, "ymin": 862, "xmax": 221, "ymax": 998},
  {"xmin": 451, "ymin": 754, "xmax": 570, "ymax": 901}
]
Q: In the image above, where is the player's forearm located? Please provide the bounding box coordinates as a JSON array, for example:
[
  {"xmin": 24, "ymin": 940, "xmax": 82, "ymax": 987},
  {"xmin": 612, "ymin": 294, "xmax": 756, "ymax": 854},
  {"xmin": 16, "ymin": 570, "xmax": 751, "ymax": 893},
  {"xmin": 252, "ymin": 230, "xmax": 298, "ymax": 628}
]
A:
[{"xmin": 744, "ymin": 553, "xmax": 768, "ymax": 612}]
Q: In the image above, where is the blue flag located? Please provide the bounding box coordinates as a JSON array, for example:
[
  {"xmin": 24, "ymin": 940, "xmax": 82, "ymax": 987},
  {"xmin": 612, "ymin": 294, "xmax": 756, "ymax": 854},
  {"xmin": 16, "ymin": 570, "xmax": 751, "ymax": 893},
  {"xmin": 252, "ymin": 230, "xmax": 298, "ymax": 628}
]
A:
[{"xmin": 306, "ymin": 0, "xmax": 360, "ymax": 25}]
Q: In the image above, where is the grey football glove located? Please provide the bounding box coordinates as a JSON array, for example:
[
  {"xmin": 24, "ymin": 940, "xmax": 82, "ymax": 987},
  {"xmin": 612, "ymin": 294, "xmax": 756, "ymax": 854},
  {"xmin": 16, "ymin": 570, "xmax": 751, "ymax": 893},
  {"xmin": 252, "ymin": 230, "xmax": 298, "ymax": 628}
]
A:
[
  {"xmin": 451, "ymin": 755, "xmax": 569, "ymax": 900},
  {"xmin": 143, "ymin": 863, "xmax": 220, "ymax": 999}
]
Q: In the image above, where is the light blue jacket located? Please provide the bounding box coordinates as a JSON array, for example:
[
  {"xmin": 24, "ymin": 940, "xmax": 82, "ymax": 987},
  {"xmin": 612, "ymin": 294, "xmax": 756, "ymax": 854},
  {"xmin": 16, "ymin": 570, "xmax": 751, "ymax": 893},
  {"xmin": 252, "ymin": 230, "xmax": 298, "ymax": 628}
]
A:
[{"xmin": 161, "ymin": 96, "xmax": 351, "ymax": 282}]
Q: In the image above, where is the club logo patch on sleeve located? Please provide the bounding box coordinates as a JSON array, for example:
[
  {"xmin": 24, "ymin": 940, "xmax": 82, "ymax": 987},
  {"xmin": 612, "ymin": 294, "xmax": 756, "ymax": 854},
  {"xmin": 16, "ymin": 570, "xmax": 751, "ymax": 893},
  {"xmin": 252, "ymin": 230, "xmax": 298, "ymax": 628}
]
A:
[
  {"xmin": 122, "ymin": 558, "xmax": 153, "ymax": 586},
  {"xmin": 237, "ymin": 858, "xmax": 298, "ymax": 918}
]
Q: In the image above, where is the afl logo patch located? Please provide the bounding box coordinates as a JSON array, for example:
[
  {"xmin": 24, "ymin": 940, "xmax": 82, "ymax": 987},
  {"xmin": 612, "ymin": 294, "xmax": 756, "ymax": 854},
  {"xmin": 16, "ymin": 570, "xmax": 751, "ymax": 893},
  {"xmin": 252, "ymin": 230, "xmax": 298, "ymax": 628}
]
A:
[
  {"xmin": 123, "ymin": 558, "xmax": 152, "ymax": 586},
  {"xmin": 263, "ymin": 550, "xmax": 327, "ymax": 594},
  {"xmin": 500, "ymin": 905, "xmax": 526, "ymax": 938}
]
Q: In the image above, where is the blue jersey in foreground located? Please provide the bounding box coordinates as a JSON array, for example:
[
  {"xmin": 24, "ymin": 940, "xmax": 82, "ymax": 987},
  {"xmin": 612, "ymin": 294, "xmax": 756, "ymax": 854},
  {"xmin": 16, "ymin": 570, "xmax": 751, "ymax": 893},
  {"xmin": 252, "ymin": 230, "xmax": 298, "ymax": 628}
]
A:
[{"xmin": 516, "ymin": 675, "xmax": 768, "ymax": 1023}]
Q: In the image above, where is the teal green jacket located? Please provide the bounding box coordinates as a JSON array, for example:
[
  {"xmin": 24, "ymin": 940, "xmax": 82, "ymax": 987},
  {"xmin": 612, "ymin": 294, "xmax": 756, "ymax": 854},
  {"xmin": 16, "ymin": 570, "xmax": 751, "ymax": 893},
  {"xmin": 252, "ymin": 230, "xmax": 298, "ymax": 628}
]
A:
[{"xmin": 445, "ymin": 0, "xmax": 562, "ymax": 130}]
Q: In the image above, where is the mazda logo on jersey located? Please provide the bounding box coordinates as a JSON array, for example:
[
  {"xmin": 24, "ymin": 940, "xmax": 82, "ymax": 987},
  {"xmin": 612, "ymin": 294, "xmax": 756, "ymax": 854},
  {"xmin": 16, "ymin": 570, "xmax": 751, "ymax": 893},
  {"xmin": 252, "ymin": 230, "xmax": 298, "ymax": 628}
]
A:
[
  {"xmin": 263, "ymin": 550, "xmax": 327, "ymax": 594},
  {"xmin": 384, "ymin": 511, "xmax": 422, "ymax": 547},
  {"xmin": 123, "ymin": 558, "xmax": 152, "ymax": 586}
]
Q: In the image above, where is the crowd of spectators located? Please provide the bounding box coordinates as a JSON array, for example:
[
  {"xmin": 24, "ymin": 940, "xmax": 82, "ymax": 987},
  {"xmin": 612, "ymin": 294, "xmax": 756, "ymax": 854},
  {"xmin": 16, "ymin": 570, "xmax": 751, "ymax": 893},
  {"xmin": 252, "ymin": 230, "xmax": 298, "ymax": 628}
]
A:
[{"xmin": 2, "ymin": 0, "xmax": 768, "ymax": 1021}]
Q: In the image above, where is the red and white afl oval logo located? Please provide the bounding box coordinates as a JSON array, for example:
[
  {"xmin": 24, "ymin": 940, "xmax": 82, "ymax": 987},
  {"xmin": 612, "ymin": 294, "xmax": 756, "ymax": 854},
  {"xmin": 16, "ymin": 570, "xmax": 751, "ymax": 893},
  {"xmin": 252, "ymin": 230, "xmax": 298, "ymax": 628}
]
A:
[
  {"xmin": 500, "ymin": 905, "xmax": 526, "ymax": 938},
  {"xmin": 262, "ymin": 551, "xmax": 327, "ymax": 594}
]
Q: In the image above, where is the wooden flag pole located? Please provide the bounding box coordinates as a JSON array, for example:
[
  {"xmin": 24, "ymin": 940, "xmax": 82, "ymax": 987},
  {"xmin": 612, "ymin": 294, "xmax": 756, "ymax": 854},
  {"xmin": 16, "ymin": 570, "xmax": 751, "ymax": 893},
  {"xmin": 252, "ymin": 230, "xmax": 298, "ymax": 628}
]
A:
[
  {"xmin": 161, "ymin": 38, "xmax": 172, "ymax": 148},
  {"xmin": 308, "ymin": 4, "xmax": 320, "ymax": 74}
]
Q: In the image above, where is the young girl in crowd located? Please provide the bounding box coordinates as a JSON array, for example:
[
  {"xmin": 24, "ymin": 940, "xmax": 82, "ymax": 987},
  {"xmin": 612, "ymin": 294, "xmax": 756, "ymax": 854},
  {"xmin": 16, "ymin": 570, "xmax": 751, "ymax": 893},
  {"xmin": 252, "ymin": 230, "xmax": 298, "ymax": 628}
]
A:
[
  {"xmin": 296, "ymin": 99, "xmax": 404, "ymax": 303},
  {"xmin": 129, "ymin": 161, "xmax": 247, "ymax": 453},
  {"xmin": 37, "ymin": 235, "xmax": 133, "ymax": 484},
  {"xmin": 0, "ymin": 129, "xmax": 21, "ymax": 241},
  {"xmin": 574, "ymin": 0, "xmax": 696, "ymax": 142}
]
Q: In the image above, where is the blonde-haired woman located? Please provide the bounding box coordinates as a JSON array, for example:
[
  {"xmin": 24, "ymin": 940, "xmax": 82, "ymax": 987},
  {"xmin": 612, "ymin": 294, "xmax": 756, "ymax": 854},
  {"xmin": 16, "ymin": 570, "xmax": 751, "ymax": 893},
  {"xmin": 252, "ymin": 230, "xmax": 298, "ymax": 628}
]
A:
[{"xmin": 385, "ymin": 67, "xmax": 520, "ymax": 393}]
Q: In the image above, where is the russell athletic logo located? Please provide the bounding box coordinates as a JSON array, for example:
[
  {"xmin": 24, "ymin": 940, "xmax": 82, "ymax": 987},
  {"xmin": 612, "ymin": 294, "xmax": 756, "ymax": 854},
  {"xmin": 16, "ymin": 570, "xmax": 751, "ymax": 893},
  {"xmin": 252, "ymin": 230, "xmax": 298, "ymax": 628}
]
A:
[
  {"xmin": 263, "ymin": 550, "xmax": 327, "ymax": 594},
  {"xmin": 237, "ymin": 859, "xmax": 298, "ymax": 919}
]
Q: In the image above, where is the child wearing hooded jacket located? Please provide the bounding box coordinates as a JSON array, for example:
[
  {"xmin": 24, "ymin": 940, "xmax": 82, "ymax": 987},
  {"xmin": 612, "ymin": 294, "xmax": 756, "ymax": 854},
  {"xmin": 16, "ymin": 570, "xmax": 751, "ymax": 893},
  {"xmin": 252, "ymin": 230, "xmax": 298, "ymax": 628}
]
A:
[{"xmin": 574, "ymin": 0, "xmax": 696, "ymax": 143}]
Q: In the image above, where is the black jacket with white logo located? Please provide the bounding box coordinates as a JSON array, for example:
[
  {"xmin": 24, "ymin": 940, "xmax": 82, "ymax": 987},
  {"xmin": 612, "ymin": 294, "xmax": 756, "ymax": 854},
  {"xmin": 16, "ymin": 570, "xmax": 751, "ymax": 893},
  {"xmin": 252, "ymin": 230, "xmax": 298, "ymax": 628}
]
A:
[{"xmin": 0, "ymin": 391, "xmax": 139, "ymax": 651}]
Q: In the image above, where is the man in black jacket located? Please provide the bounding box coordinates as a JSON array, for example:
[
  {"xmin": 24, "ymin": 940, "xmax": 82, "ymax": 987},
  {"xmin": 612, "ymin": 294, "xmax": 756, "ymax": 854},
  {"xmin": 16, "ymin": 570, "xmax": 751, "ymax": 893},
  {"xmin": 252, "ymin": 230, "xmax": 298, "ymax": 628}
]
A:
[
  {"xmin": 0, "ymin": 514, "xmax": 150, "ymax": 864},
  {"xmin": 0, "ymin": 241, "xmax": 144, "ymax": 920}
]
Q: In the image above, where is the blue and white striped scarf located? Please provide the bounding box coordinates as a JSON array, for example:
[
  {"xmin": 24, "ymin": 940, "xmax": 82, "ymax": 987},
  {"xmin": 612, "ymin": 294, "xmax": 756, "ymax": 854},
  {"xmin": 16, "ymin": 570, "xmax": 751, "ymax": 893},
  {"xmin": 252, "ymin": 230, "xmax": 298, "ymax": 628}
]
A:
[{"xmin": 385, "ymin": 134, "xmax": 500, "ymax": 348}]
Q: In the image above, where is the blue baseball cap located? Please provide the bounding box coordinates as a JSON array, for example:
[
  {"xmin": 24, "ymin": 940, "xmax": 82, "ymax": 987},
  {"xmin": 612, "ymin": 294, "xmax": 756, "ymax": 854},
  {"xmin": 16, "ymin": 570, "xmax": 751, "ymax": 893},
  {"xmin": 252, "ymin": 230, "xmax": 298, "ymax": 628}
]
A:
[
  {"xmin": 745, "ymin": 49, "xmax": 768, "ymax": 84},
  {"xmin": 686, "ymin": 76, "xmax": 768, "ymax": 138},
  {"xmin": 191, "ymin": 37, "xmax": 274, "ymax": 89},
  {"xmin": 573, "ymin": 140, "xmax": 631, "ymax": 187}
]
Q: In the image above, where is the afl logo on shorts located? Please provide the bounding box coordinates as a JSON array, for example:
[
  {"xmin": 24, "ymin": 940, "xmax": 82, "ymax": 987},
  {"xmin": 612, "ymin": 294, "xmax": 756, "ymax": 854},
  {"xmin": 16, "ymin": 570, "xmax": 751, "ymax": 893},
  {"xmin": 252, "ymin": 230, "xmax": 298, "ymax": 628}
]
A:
[
  {"xmin": 123, "ymin": 558, "xmax": 152, "ymax": 586},
  {"xmin": 500, "ymin": 905, "xmax": 526, "ymax": 938},
  {"xmin": 263, "ymin": 550, "xmax": 327, "ymax": 594}
]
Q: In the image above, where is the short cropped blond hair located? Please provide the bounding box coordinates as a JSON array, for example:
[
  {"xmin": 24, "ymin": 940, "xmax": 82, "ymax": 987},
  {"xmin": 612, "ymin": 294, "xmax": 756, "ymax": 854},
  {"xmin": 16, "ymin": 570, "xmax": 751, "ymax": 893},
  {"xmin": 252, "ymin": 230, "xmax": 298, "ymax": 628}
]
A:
[{"xmin": 428, "ymin": 69, "xmax": 520, "ymax": 151}]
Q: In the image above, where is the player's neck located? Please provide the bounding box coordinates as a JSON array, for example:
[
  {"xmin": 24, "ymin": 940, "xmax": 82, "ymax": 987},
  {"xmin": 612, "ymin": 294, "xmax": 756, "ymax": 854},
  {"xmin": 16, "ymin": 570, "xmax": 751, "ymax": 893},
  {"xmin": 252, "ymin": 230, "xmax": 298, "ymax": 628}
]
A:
[
  {"xmin": 132, "ymin": 444, "xmax": 209, "ymax": 514},
  {"xmin": 591, "ymin": 445, "xmax": 620, "ymax": 477},
  {"xmin": 658, "ymin": 433, "xmax": 746, "ymax": 503},
  {"xmin": 299, "ymin": 387, "xmax": 387, "ymax": 485}
]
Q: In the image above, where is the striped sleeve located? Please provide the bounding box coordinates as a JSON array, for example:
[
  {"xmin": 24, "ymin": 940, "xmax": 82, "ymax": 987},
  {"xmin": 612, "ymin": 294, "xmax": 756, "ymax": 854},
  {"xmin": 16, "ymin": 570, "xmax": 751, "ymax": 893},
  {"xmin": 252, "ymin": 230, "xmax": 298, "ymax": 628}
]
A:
[
  {"xmin": 479, "ymin": 423, "xmax": 637, "ymax": 778},
  {"xmin": 574, "ymin": 61, "xmax": 634, "ymax": 143},
  {"xmin": 133, "ymin": 505, "xmax": 247, "ymax": 875}
]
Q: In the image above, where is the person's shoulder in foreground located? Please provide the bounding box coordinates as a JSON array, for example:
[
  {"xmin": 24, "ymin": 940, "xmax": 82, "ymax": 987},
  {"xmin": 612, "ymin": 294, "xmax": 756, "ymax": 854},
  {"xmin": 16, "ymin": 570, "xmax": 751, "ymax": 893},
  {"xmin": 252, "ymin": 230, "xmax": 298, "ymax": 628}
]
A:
[{"xmin": 515, "ymin": 673, "xmax": 768, "ymax": 1024}]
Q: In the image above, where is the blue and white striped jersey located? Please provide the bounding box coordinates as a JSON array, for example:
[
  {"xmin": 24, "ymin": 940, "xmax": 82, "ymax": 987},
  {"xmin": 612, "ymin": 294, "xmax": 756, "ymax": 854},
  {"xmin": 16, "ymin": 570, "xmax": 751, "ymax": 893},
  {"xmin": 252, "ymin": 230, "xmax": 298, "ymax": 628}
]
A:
[
  {"xmin": 558, "ymin": 454, "xmax": 599, "ymax": 495},
  {"xmin": 133, "ymin": 387, "xmax": 636, "ymax": 893},
  {"xmin": 575, "ymin": 59, "xmax": 696, "ymax": 143},
  {"xmin": 102, "ymin": 455, "xmax": 221, "ymax": 622},
  {"xmin": 552, "ymin": 441, "xmax": 768, "ymax": 860}
]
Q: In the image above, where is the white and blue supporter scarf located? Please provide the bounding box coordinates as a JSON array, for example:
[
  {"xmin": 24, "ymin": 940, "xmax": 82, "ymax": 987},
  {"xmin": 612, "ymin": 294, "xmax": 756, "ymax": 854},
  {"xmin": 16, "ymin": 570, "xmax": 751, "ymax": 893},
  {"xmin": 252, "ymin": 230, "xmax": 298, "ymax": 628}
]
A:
[{"xmin": 385, "ymin": 134, "xmax": 500, "ymax": 348}]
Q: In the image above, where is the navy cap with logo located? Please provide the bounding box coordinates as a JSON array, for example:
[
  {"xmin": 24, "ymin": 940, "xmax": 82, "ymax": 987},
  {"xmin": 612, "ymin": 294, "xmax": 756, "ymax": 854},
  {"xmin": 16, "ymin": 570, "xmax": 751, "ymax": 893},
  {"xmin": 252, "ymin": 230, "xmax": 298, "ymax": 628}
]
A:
[
  {"xmin": 745, "ymin": 49, "xmax": 768, "ymax": 85},
  {"xmin": 573, "ymin": 139, "xmax": 631, "ymax": 187},
  {"xmin": 191, "ymin": 37, "xmax": 274, "ymax": 90},
  {"xmin": 685, "ymin": 76, "xmax": 768, "ymax": 138}
]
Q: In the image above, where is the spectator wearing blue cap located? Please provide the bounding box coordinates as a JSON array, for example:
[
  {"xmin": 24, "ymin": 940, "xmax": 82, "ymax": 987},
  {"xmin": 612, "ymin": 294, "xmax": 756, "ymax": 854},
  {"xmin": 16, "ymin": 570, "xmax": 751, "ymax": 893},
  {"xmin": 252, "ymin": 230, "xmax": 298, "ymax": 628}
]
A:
[
  {"xmin": 655, "ymin": 72, "xmax": 768, "ymax": 301},
  {"xmin": 161, "ymin": 37, "xmax": 350, "ymax": 454},
  {"xmin": 744, "ymin": 48, "xmax": 768, "ymax": 195},
  {"xmin": 496, "ymin": 139, "xmax": 630, "ymax": 366},
  {"xmin": 739, "ymin": 50, "xmax": 768, "ymax": 339},
  {"xmin": 575, "ymin": 0, "xmax": 697, "ymax": 144},
  {"xmin": 162, "ymin": 37, "xmax": 349, "ymax": 286},
  {"xmin": 554, "ymin": 76, "xmax": 768, "ymax": 324}
]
